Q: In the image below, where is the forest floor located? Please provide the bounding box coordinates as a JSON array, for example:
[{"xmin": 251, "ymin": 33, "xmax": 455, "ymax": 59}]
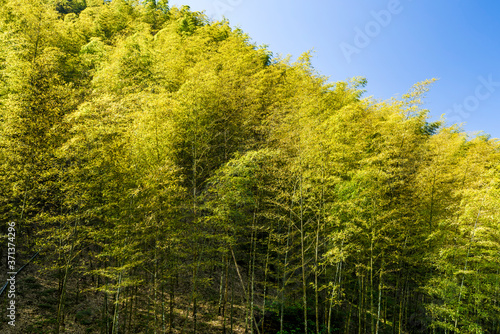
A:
[{"xmin": 0, "ymin": 255, "xmax": 252, "ymax": 334}]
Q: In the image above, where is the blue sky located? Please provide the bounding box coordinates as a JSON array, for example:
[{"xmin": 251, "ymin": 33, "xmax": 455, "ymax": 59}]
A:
[{"xmin": 169, "ymin": 0, "xmax": 500, "ymax": 138}]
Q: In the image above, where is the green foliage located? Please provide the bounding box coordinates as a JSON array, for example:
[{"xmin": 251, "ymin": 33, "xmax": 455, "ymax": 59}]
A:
[
  {"xmin": 1, "ymin": 1, "xmax": 499, "ymax": 333},
  {"xmin": 53, "ymin": 0, "xmax": 87, "ymax": 15}
]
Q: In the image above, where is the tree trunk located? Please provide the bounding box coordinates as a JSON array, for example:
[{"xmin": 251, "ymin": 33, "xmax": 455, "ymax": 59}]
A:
[
  {"xmin": 262, "ymin": 233, "xmax": 271, "ymax": 334},
  {"xmin": 112, "ymin": 270, "xmax": 123, "ymax": 334},
  {"xmin": 375, "ymin": 263, "xmax": 383, "ymax": 334},
  {"xmin": 299, "ymin": 175, "xmax": 308, "ymax": 334}
]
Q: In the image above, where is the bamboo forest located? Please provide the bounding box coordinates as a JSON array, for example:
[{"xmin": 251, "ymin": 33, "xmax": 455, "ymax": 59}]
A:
[{"xmin": 0, "ymin": 1, "xmax": 499, "ymax": 333}]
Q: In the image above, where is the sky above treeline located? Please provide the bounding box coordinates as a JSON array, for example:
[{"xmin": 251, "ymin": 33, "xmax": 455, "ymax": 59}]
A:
[{"xmin": 168, "ymin": 0, "xmax": 500, "ymax": 139}]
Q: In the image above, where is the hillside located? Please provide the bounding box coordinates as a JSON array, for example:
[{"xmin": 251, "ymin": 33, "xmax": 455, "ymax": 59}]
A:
[{"xmin": 0, "ymin": 1, "xmax": 499, "ymax": 333}]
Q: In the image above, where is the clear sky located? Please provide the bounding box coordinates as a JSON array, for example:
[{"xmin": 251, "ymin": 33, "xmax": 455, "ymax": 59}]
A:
[{"xmin": 169, "ymin": 0, "xmax": 500, "ymax": 139}]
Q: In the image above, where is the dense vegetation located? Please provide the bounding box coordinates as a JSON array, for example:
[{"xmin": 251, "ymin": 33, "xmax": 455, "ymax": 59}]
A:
[{"xmin": 0, "ymin": 0, "xmax": 499, "ymax": 333}]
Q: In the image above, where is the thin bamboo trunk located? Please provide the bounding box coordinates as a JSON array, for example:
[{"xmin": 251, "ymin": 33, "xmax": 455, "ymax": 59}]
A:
[
  {"xmin": 56, "ymin": 216, "xmax": 79, "ymax": 334},
  {"xmin": 327, "ymin": 278, "xmax": 336, "ymax": 334},
  {"xmin": 345, "ymin": 300, "xmax": 352, "ymax": 334},
  {"xmin": 162, "ymin": 282, "xmax": 166, "ymax": 334},
  {"xmin": 359, "ymin": 275, "xmax": 363, "ymax": 334},
  {"xmin": 370, "ymin": 239, "xmax": 374, "ymax": 334},
  {"xmin": 281, "ymin": 183, "xmax": 295, "ymax": 334},
  {"xmin": 222, "ymin": 255, "xmax": 229, "ymax": 333},
  {"xmin": 246, "ymin": 227, "xmax": 255, "ymax": 334},
  {"xmin": 103, "ymin": 275, "xmax": 109, "ymax": 334},
  {"xmin": 315, "ymin": 217, "xmax": 320, "ymax": 334},
  {"xmin": 300, "ymin": 174, "xmax": 308, "ymax": 334},
  {"xmin": 375, "ymin": 264, "xmax": 383, "ymax": 334},
  {"xmin": 230, "ymin": 270, "xmax": 234, "ymax": 334},
  {"xmin": 112, "ymin": 271, "xmax": 123, "ymax": 334},
  {"xmin": 315, "ymin": 168, "xmax": 325, "ymax": 334},
  {"xmin": 262, "ymin": 233, "xmax": 271, "ymax": 334},
  {"xmin": 169, "ymin": 276, "xmax": 174, "ymax": 333},
  {"xmin": 250, "ymin": 212, "xmax": 257, "ymax": 334},
  {"xmin": 218, "ymin": 255, "xmax": 226, "ymax": 315}
]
